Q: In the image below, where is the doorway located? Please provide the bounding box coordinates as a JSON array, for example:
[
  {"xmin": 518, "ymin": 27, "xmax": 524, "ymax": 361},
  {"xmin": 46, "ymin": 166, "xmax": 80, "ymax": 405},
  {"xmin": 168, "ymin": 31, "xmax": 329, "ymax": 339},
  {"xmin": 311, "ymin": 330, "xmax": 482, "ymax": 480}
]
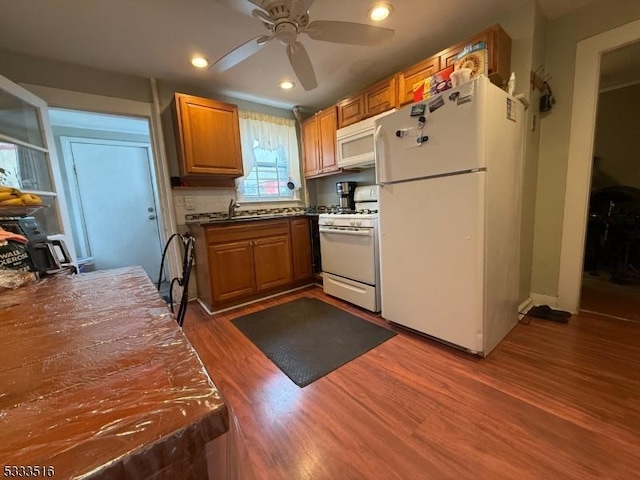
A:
[
  {"xmin": 51, "ymin": 109, "xmax": 165, "ymax": 282},
  {"xmin": 580, "ymin": 49, "xmax": 640, "ymax": 321},
  {"xmin": 558, "ymin": 18, "xmax": 640, "ymax": 315}
]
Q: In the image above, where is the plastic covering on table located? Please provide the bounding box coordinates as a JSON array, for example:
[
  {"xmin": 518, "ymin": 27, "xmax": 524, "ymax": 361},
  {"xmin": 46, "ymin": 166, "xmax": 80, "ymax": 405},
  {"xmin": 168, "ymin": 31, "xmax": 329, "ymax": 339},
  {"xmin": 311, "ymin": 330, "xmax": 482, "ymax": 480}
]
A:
[{"xmin": 0, "ymin": 266, "xmax": 229, "ymax": 479}]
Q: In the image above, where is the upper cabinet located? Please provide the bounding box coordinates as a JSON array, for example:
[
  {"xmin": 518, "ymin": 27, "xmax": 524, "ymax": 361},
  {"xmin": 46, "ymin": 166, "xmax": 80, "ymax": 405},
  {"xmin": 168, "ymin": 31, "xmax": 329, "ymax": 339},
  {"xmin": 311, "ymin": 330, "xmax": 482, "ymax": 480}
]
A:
[
  {"xmin": 172, "ymin": 93, "xmax": 243, "ymax": 179},
  {"xmin": 397, "ymin": 56, "xmax": 441, "ymax": 107},
  {"xmin": 438, "ymin": 24, "xmax": 512, "ymax": 87},
  {"xmin": 302, "ymin": 106, "xmax": 339, "ymax": 179},
  {"xmin": 337, "ymin": 76, "xmax": 397, "ymax": 128},
  {"xmin": 336, "ymin": 95, "xmax": 364, "ymax": 129}
]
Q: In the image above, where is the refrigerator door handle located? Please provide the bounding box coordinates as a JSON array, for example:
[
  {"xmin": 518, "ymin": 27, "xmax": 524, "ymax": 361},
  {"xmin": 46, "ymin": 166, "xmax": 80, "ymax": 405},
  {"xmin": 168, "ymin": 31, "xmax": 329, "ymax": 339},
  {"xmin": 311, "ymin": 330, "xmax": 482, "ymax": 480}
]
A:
[{"xmin": 374, "ymin": 124, "xmax": 386, "ymax": 185}]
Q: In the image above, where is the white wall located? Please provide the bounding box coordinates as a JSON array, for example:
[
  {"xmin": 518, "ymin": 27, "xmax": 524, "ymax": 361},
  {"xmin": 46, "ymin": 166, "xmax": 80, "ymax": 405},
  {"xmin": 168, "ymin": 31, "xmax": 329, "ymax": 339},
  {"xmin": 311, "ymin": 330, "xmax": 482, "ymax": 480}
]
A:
[
  {"xmin": 593, "ymin": 83, "xmax": 640, "ymax": 189},
  {"xmin": 498, "ymin": 1, "xmax": 547, "ymax": 303},
  {"xmin": 532, "ymin": 0, "xmax": 640, "ymax": 297}
]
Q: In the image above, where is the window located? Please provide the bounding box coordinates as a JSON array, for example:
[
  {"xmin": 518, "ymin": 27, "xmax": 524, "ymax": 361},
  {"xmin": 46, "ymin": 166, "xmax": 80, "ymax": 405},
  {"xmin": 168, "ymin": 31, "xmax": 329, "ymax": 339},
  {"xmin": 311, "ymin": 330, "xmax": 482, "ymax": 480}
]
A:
[{"xmin": 236, "ymin": 110, "xmax": 301, "ymax": 202}]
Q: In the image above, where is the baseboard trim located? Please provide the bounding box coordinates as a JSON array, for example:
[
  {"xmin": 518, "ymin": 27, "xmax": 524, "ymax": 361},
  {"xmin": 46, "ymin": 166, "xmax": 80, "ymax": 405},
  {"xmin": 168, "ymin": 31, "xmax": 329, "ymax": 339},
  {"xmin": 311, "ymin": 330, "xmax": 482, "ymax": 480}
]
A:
[
  {"xmin": 530, "ymin": 293, "xmax": 559, "ymax": 308},
  {"xmin": 518, "ymin": 297, "xmax": 534, "ymax": 320},
  {"xmin": 199, "ymin": 284, "xmax": 316, "ymax": 315}
]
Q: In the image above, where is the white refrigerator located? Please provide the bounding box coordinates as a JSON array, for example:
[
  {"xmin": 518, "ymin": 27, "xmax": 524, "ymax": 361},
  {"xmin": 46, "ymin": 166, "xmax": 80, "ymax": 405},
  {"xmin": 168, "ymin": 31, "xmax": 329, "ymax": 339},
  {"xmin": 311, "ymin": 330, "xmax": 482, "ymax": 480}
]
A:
[{"xmin": 374, "ymin": 76, "xmax": 524, "ymax": 356}]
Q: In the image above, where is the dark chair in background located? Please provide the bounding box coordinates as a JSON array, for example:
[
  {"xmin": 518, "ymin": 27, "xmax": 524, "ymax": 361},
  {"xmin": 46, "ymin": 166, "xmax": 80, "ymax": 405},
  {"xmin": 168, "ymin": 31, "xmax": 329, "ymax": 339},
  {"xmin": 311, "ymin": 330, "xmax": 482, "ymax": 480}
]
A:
[{"xmin": 157, "ymin": 233, "xmax": 195, "ymax": 327}]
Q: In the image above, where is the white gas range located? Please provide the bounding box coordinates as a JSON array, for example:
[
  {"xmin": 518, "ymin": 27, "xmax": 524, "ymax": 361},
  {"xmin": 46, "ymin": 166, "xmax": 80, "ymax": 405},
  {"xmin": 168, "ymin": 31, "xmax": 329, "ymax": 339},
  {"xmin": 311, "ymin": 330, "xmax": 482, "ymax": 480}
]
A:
[{"xmin": 318, "ymin": 185, "xmax": 380, "ymax": 312}]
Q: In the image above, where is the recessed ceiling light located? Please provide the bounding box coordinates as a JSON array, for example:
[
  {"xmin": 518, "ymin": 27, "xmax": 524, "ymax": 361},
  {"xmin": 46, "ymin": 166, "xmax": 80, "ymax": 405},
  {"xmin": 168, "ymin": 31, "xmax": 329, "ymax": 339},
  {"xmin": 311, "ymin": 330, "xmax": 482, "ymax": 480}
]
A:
[
  {"xmin": 191, "ymin": 56, "xmax": 209, "ymax": 69},
  {"xmin": 368, "ymin": 3, "xmax": 393, "ymax": 22},
  {"xmin": 280, "ymin": 81, "xmax": 295, "ymax": 90}
]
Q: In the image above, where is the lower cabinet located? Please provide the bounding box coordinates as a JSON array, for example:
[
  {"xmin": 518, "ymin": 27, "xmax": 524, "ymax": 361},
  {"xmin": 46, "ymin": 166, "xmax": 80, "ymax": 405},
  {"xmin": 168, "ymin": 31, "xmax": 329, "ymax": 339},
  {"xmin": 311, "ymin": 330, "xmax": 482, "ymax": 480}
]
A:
[
  {"xmin": 253, "ymin": 234, "xmax": 292, "ymax": 291},
  {"xmin": 290, "ymin": 218, "xmax": 312, "ymax": 281},
  {"xmin": 190, "ymin": 217, "xmax": 313, "ymax": 311}
]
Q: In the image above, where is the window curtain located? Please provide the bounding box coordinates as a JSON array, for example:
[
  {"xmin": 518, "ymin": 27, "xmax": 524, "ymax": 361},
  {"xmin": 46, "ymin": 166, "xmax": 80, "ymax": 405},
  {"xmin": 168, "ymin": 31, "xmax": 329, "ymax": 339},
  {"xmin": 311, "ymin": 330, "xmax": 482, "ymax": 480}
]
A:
[
  {"xmin": 237, "ymin": 110, "xmax": 301, "ymax": 191},
  {"xmin": 17, "ymin": 145, "xmax": 51, "ymax": 191}
]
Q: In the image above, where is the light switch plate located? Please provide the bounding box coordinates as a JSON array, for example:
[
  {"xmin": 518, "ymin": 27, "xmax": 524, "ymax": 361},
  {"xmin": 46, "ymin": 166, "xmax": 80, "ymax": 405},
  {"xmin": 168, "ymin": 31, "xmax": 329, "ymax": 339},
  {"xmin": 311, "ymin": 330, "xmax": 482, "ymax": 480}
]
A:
[{"xmin": 185, "ymin": 196, "xmax": 195, "ymax": 211}]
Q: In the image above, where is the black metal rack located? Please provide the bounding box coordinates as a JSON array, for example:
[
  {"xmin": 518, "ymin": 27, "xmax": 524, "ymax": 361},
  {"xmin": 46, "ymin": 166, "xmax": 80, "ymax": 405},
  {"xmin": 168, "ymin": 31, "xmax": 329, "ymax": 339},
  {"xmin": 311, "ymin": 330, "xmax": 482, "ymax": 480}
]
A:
[{"xmin": 157, "ymin": 233, "xmax": 195, "ymax": 327}]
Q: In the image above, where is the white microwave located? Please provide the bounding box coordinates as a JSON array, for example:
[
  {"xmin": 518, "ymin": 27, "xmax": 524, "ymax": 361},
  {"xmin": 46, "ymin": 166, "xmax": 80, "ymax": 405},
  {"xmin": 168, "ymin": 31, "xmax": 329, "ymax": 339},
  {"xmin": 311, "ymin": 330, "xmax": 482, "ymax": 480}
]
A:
[{"xmin": 336, "ymin": 109, "xmax": 395, "ymax": 169}]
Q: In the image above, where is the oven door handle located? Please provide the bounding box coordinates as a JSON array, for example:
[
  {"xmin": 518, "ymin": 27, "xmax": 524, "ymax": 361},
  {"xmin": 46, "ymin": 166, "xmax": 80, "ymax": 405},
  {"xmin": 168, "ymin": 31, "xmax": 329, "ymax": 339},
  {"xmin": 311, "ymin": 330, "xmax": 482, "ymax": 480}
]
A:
[{"xmin": 319, "ymin": 227, "xmax": 373, "ymax": 237}]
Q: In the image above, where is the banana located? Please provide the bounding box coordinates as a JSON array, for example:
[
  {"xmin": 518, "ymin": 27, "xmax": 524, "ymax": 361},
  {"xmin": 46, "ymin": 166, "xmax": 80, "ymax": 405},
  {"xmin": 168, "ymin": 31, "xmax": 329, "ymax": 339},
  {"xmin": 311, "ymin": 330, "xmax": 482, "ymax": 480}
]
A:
[
  {"xmin": 0, "ymin": 197, "xmax": 25, "ymax": 206},
  {"xmin": 0, "ymin": 192, "xmax": 19, "ymax": 202},
  {"xmin": 20, "ymin": 193, "xmax": 42, "ymax": 205},
  {"xmin": 0, "ymin": 185, "xmax": 20, "ymax": 195}
]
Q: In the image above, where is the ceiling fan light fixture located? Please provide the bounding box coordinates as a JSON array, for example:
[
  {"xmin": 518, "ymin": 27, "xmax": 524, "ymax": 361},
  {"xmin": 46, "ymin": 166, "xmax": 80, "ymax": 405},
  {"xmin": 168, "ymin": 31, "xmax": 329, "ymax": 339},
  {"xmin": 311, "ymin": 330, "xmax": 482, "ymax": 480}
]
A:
[
  {"xmin": 191, "ymin": 56, "xmax": 210, "ymax": 69},
  {"xmin": 368, "ymin": 3, "xmax": 393, "ymax": 22},
  {"xmin": 280, "ymin": 81, "xmax": 295, "ymax": 90}
]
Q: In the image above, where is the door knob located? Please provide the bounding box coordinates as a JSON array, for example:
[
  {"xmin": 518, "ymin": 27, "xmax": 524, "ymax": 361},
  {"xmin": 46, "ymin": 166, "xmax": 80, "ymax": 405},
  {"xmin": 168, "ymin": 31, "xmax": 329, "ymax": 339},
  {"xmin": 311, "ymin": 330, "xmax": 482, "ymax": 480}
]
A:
[{"xmin": 148, "ymin": 214, "xmax": 156, "ymax": 220}]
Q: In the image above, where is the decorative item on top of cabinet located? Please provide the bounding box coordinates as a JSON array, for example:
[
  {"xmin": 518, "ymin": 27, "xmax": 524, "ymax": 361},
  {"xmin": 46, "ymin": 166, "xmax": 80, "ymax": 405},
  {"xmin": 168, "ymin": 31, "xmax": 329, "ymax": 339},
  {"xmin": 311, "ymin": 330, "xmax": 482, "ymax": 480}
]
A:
[
  {"xmin": 397, "ymin": 55, "xmax": 441, "ymax": 107},
  {"xmin": 337, "ymin": 76, "xmax": 397, "ymax": 128},
  {"xmin": 172, "ymin": 93, "xmax": 243, "ymax": 184},
  {"xmin": 438, "ymin": 24, "xmax": 512, "ymax": 87},
  {"xmin": 302, "ymin": 106, "xmax": 340, "ymax": 179}
]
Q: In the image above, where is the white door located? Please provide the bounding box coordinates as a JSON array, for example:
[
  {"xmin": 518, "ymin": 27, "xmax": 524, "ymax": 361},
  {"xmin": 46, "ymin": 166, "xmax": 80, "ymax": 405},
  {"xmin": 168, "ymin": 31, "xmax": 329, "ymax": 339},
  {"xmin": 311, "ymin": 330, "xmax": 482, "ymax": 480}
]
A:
[{"xmin": 64, "ymin": 138, "xmax": 163, "ymax": 281}]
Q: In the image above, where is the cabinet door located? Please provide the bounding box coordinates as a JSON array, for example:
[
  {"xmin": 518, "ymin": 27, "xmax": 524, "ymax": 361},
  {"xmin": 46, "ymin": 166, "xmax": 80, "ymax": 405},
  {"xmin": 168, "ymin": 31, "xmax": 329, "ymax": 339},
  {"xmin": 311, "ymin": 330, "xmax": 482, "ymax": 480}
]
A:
[
  {"xmin": 175, "ymin": 94, "xmax": 243, "ymax": 176},
  {"xmin": 397, "ymin": 56, "xmax": 440, "ymax": 106},
  {"xmin": 253, "ymin": 235, "xmax": 292, "ymax": 291},
  {"xmin": 317, "ymin": 107, "xmax": 338, "ymax": 173},
  {"xmin": 438, "ymin": 24, "xmax": 511, "ymax": 86},
  {"xmin": 302, "ymin": 116, "xmax": 319, "ymax": 178},
  {"xmin": 208, "ymin": 240, "xmax": 256, "ymax": 302},
  {"xmin": 337, "ymin": 95, "xmax": 364, "ymax": 128},
  {"xmin": 290, "ymin": 218, "xmax": 312, "ymax": 281},
  {"xmin": 364, "ymin": 77, "xmax": 396, "ymax": 117}
]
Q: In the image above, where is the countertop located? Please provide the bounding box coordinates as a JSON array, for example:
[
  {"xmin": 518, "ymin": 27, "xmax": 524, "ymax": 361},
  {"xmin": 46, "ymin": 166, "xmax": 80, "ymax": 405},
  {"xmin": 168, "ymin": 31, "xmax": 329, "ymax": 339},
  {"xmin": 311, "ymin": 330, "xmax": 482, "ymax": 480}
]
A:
[
  {"xmin": 0, "ymin": 266, "xmax": 228, "ymax": 479},
  {"xmin": 186, "ymin": 209, "xmax": 312, "ymax": 226}
]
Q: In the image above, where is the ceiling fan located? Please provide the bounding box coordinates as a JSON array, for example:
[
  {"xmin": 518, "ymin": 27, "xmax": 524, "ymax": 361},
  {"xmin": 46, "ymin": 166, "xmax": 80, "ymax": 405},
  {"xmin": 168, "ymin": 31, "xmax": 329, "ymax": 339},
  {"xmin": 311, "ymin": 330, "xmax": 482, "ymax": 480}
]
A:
[{"xmin": 212, "ymin": 0, "xmax": 395, "ymax": 90}]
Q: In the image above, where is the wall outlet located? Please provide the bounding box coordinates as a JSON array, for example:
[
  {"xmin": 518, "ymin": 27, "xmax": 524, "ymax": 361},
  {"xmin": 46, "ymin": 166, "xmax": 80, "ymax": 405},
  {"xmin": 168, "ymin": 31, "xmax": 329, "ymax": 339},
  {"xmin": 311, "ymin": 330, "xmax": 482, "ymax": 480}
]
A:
[{"xmin": 185, "ymin": 196, "xmax": 195, "ymax": 211}]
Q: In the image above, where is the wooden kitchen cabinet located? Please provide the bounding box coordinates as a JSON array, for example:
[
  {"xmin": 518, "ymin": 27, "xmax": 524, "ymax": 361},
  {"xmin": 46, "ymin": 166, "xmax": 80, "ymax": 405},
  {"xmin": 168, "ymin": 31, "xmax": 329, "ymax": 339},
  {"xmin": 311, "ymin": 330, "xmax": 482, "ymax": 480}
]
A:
[
  {"xmin": 302, "ymin": 106, "xmax": 339, "ymax": 179},
  {"xmin": 172, "ymin": 93, "xmax": 244, "ymax": 179},
  {"xmin": 208, "ymin": 241, "xmax": 255, "ymax": 303},
  {"xmin": 190, "ymin": 217, "xmax": 313, "ymax": 311},
  {"xmin": 337, "ymin": 94, "xmax": 364, "ymax": 128},
  {"xmin": 302, "ymin": 117, "xmax": 319, "ymax": 177},
  {"xmin": 363, "ymin": 76, "xmax": 397, "ymax": 118},
  {"xmin": 397, "ymin": 55, "xmax": 441, "ymax": 106},
  {"xmin": 290, "ymin": 218, "xmax": 312, "ymax": 281},
  {"xmin": 337, "ymin": 76, "xmax": 397, "ymax": 128},
  {"xmin": 438, "ymin": 24, "xmax": 512, "ymax": 87},
  {"xmin": 253, "ymin": 234, "xmax": 292, "ymax": 291}
]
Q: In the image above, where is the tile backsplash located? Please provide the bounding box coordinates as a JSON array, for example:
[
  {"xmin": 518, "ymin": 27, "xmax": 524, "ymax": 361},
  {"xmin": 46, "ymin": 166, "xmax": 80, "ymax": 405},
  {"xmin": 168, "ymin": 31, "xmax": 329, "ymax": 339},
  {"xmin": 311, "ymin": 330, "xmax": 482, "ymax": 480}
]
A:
[{"xmin": 172, "ymin": 188, "xmax": 302, "ymax": 225}]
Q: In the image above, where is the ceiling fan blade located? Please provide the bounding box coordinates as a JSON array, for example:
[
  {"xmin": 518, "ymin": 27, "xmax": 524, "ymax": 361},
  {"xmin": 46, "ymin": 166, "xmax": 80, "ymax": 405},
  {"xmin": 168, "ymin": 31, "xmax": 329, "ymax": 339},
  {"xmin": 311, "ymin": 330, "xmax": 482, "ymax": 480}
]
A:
[
  {"xmin": 209, "ymin": 36, "xmax": 271, "ymax": 73},
  {"xmin": 286, "ymin": 41, "xmax": 318, "ymax": 91},
  {"xmin": 215, "ymin": 0, "xmax": 266, "ymax": 17},
  {"xmin": 304, "ymin": 21, "xmax": 394, "ymax": 46},
  {"xmin": 288, "ymin": 0, "xmax": 316, "ymax": 19}
]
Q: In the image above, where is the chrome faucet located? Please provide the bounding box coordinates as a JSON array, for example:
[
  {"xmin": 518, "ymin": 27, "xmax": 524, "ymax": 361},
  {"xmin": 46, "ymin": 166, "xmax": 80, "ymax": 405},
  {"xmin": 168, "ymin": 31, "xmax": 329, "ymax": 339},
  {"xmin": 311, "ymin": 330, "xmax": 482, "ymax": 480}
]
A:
[{"xmin": 228, "ymin": 198, "xmax": 240, "ymax": 219}]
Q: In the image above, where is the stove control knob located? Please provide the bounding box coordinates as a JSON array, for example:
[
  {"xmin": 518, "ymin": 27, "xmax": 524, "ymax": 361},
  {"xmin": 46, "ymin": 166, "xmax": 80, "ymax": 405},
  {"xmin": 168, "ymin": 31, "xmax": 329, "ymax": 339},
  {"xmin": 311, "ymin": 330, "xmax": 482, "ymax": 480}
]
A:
[
  {"xmin": 323, "ymin": 219, "xmax": 334, "ymax": 226},
  {"xmin": 355, "ymin": 220, "xmax": 362, "ymax": 227},
  {"xmin": 349, "ymin": 220, "xmax": 356, "ymax": 226}
]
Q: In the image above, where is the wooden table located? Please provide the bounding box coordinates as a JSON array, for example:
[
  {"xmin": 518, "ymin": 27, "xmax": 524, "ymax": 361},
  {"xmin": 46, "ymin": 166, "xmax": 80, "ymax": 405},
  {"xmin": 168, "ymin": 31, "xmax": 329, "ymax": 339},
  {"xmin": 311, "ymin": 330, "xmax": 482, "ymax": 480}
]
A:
[{"xmin": 0, "ymin": 267, "xmax": 228, "ymax": 479}]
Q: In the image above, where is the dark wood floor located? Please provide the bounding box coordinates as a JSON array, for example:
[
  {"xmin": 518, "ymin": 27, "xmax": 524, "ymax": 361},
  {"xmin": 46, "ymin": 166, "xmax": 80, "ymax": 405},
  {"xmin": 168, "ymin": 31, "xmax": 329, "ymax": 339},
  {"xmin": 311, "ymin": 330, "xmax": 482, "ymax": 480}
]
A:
[
  {"xmin": 581, "ymin": 276, "xmax": 640, "ymax": 322},
  {"xmin": 184, "ymin": 287, "xmax": 640, "ymax": 480}
]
